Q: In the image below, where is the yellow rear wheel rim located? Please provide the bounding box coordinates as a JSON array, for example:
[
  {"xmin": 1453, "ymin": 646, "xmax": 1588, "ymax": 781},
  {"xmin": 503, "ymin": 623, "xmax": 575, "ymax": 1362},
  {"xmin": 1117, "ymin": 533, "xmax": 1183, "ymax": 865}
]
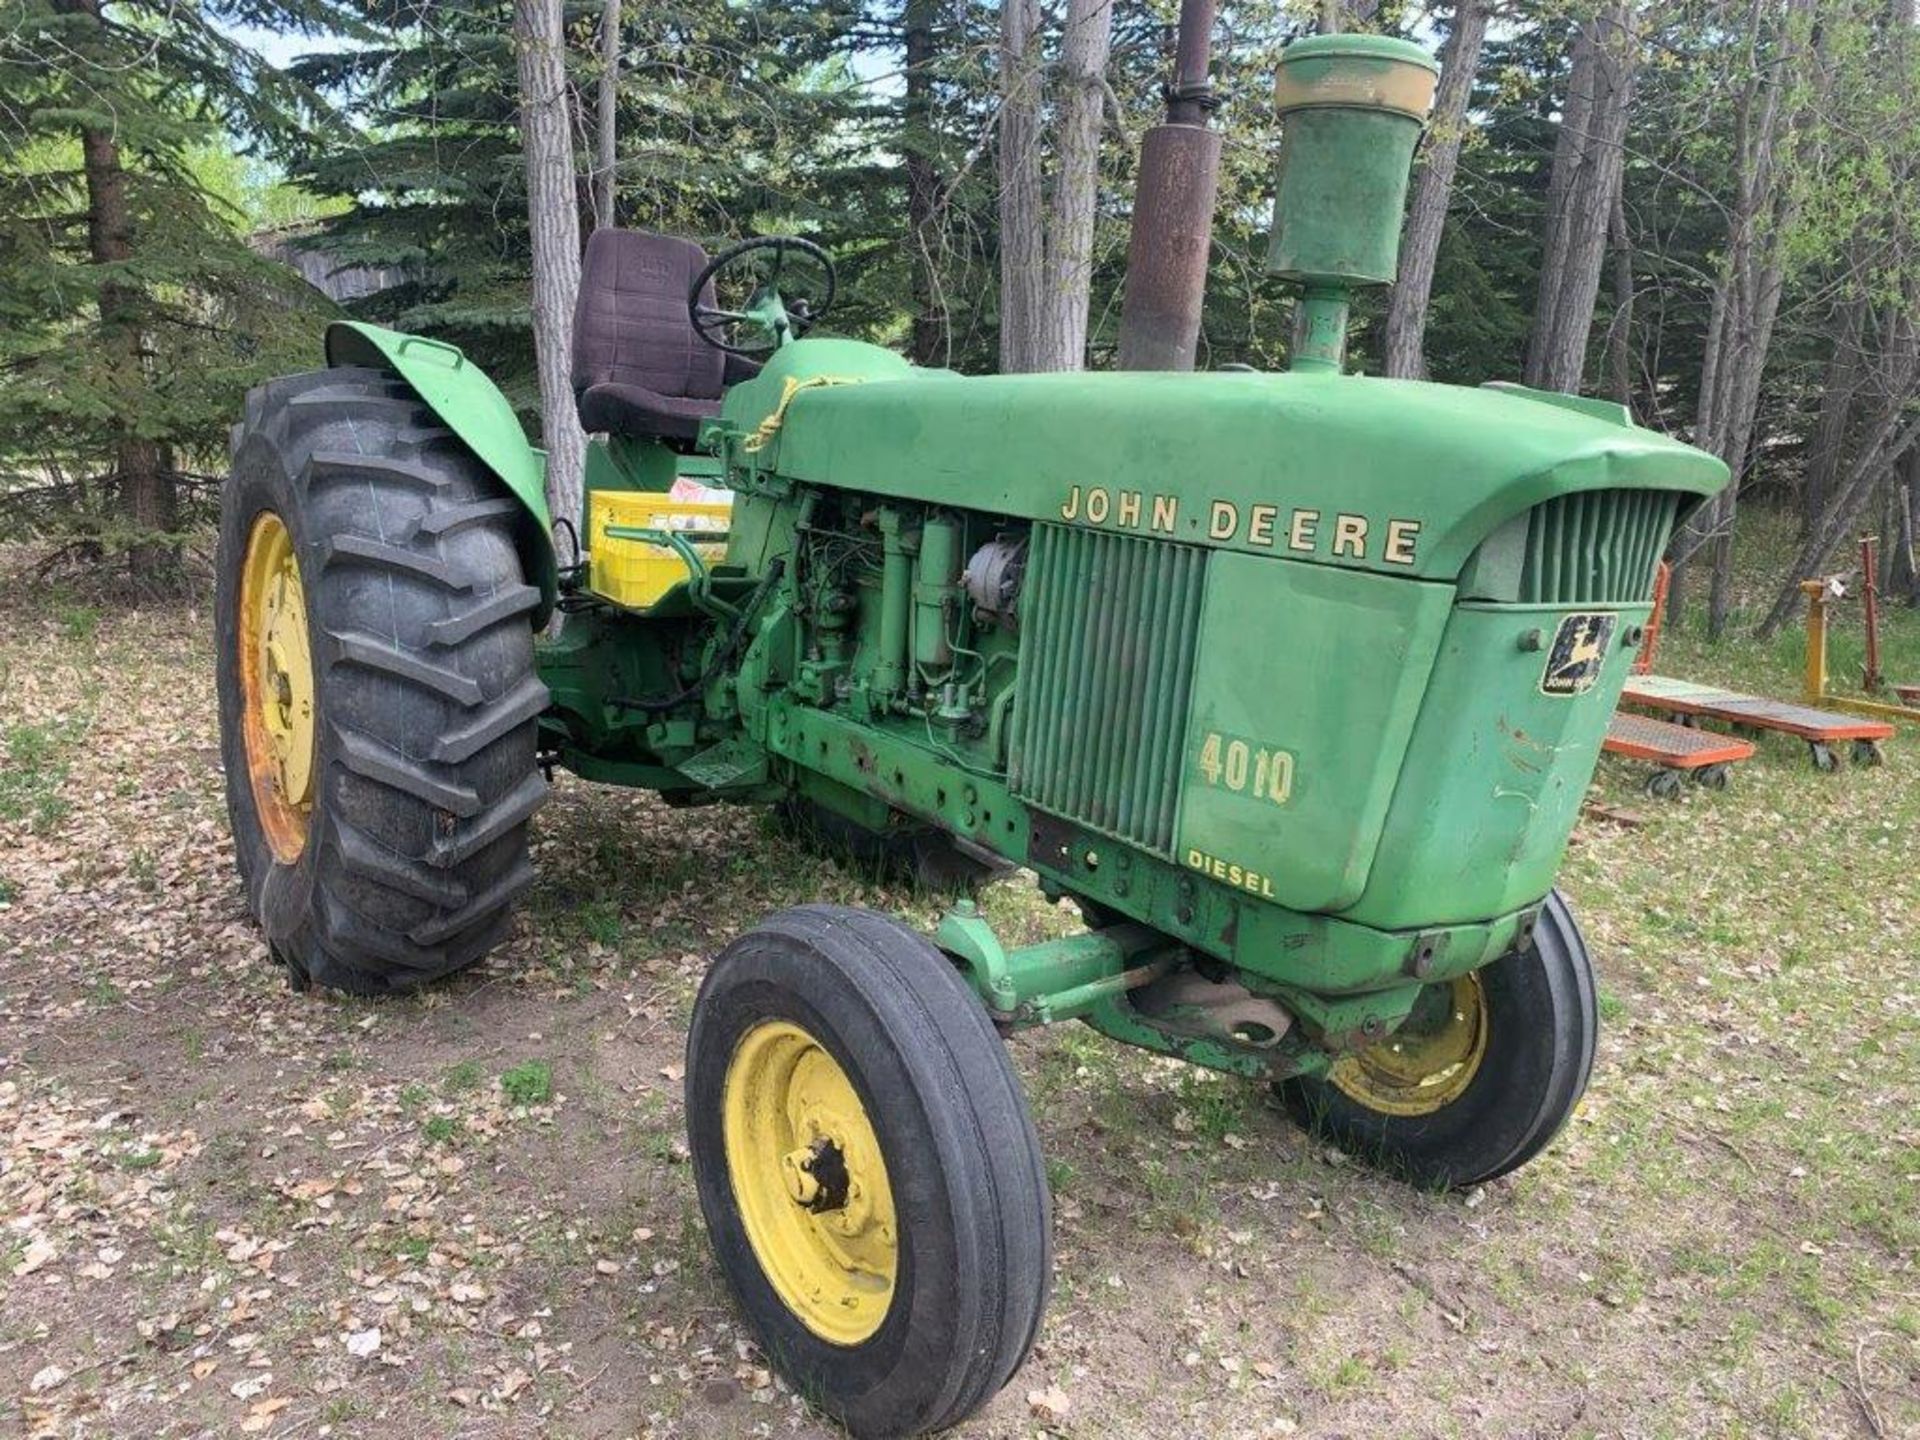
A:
[
  {"xmin": 722, "ymin": 1020, "xmax": 897, "ymax": 1345},
  {"xmin": 1329, "ymin": 973, "xmax": 1489, "ymax": 1117},
  {"xmin": 237, "ymin": 511, "xmax": 316, "ymax": 862}
]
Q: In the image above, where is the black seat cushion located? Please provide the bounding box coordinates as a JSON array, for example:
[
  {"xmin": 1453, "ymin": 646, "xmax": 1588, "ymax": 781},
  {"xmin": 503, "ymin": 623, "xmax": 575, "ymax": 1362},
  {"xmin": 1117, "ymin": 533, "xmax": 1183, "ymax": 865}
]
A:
[
  {"xmin": 577, "ymin": 382, "xmax": 723, "ymax": 443},
  {"xmin": 570, "ymin": 229, "xmax": 759, "ymax": 443}
]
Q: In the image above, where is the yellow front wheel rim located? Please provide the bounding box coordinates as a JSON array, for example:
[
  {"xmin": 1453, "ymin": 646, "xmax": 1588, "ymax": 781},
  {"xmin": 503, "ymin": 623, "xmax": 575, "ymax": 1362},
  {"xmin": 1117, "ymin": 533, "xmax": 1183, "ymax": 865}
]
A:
[
  {"xmin": 237, "ymin": 511, "xmax": 316, "ymax": 862},
  {"xmin": 723, "ymin": 1020, "xmax": 897, "ymax": 1345},
  {"xmin": 1329, "ymin": 973, "xmax": 1489, "ymax": 1117}
]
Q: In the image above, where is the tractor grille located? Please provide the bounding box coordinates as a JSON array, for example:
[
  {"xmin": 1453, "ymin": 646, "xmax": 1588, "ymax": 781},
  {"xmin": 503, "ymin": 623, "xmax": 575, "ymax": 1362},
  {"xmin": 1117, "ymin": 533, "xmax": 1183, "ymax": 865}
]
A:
[
  {"xmin": 1518, "ymin": 489, "xmax": 1680, "ymax": 606},
  {"xmin": 1009, "ymin": 524, "xmax": 1206, "ymax": 856}
]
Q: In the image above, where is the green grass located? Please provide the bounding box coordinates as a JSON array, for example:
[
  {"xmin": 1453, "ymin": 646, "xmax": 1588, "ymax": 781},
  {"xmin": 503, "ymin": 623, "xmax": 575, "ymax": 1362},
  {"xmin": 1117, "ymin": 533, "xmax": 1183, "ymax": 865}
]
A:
[
  {"xmin": 0, "ymin": 721, "xmax": 75, "ymax": 833},
  {"xmin": 0, "ymin": 510, "xmax": 1914, "ymax": 1439},
  {"xmin": 56, "ymin": 604, "xmax": 100, "ymax": 644},
  {"xmin": 500, "ymin": 1059, "xmax": 554, "ymax": 1107},
  {"xmin": 422, "ymin": 1114, "xmax": 463, "ymax": 1145}
]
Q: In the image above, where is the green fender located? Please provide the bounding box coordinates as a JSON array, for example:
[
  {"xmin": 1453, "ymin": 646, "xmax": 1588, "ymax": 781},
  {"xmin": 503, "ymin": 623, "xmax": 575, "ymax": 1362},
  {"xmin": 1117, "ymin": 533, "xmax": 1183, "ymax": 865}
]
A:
[{"xmin": 324, "ymin": 321, "xmax": 558, "ymax": 622}]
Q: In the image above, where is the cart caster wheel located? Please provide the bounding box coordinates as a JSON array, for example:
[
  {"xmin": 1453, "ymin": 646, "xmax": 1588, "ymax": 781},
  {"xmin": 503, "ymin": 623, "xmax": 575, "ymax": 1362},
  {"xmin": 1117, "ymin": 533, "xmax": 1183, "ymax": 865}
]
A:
[
  {"xmin": 1810, "ymin": 742, "xmax": 1841, "ymax": 773},
  {"xmin": 1851, "ymin": 739, "xmax": 1885, "ymax": 767},
  {"xmin": 1644, "ymin": 768, "xmax": 1686, "ymax": 799},
  {"xmin": 1692, "ymin": 763, "xmax": 1731, "ymax": 791},
  {"xmin": 1275, "ymin": 890, "xmax": 1596, "ymax": 1190},
  {"xmin": 686, "ymin": 906, "xmax": 1050, "ymax": 1439}
]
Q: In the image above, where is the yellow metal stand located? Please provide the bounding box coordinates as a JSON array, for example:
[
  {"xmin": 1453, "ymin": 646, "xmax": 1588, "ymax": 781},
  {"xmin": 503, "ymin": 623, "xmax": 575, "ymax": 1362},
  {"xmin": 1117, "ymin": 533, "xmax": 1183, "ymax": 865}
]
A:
[{"xmin": 1801, "ymin": 578, "xmax": 1920, "ymax": 725}]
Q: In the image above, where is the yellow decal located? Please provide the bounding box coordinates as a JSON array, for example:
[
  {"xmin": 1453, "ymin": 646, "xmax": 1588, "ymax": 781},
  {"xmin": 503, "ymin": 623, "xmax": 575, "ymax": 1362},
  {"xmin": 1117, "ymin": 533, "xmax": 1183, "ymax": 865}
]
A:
[
  {"xmin": 1195, "ymin": 730, "xmax": 1295, "ymax": 806},
  {"xmin": 1288, "ymin": 509, "xmax": 1319, "ymax": 553},
  {"xmin": 1058, "ymin": 487, "xmax": 1422, "ymax": 567},
  {"xmin": 1384, "ymin": 518, "xmax": 1422, "ymax": 566},
  {"xmin": 1185, "ymin": 847, "xmax": 1277, "ymax": 899}
]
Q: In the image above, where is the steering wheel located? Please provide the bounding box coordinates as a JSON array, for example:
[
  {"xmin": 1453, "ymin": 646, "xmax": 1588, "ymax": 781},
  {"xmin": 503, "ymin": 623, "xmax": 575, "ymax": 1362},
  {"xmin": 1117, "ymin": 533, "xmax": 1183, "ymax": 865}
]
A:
[{"xmin": 688, "ymin": 235, "xmax": 838, "ymax": 357}]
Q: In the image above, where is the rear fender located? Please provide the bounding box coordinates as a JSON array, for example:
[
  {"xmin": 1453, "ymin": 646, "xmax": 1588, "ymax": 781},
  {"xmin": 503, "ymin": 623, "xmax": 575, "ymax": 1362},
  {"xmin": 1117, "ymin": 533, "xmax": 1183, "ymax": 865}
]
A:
[{"xmin": 325, "ymin": 321, "xmax": 558, "ymax": 621}]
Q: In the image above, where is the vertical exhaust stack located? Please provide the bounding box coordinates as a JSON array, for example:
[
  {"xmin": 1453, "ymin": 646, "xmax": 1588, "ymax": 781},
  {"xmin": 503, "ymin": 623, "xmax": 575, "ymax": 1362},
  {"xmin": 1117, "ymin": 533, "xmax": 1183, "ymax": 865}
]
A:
[
  {"xmin": 1269, "ymin": 35, "xmax": 1438, "ymax": 373},
  {"xmin": 1116, "ymin": 0, "xmax": 1222, "ymax": 373}
]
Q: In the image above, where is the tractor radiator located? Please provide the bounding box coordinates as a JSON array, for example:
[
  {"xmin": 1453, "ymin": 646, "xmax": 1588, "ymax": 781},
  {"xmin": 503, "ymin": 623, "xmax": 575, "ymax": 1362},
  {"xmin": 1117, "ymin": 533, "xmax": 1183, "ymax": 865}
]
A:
[
  {"xmin": 1009, "ymin": 524, "xmax": 1206, "ymax": 856},
  {"xmin": 1518, "ymin": 489, "xmax": 1680, "ymax": 606}
]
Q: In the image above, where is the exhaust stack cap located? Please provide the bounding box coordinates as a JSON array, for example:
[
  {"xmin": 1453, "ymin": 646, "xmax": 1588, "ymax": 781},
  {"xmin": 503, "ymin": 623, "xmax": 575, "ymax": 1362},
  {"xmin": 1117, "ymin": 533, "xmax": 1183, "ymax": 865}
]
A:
[{"xmin": 1267, "ymin": 33, "xmax": 1439, "ymax": 289}]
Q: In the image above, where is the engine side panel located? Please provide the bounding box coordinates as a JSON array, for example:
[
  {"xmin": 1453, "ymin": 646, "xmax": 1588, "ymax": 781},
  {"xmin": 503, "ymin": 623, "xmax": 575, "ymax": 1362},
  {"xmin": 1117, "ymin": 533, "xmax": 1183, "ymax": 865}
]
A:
[{"xmin": 1174, "ymin": 554, "xmax": 1453, "ymax": 912}]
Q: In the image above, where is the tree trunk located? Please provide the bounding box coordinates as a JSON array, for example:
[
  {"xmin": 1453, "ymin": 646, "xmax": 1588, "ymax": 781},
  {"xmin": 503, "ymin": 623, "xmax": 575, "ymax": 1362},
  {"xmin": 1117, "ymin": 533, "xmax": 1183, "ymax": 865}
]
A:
[
  {"xmin": 998, "ymin": 0, "xmax": 1045, "ymax": 372},
  {"xmin": 514, "ymin": 0, "xmax": 588, "ymax": 537},
  {"xmin": 1803, "ymin": 299, "xmax": 1866, "ymax": 534},
  {"xmin": 1035, "ymin": 0, "xmax": 1115, "ymax": 371},
  {"xmin": 1317, "ymin": 0, "xmax": 1380, "ymax": 30},
  {"xmin": 591, "ymin": 0, "xmax": 620, "ymax": 229},
  {"xmin": 904, "ymin": 0, "xmax": 946, "ymax": 366},
  {"xmin": 1384, "ymin": 0, "xmax": 1488, "ymax": 381},
  {"xmin": 1896, "ymin": 462, "xmax": 1920, "ymax": 604},
  {"xmin": 1605, "ymin": 189, "xmax": 1633, "ymax": 407},
  {"xmin": 1523, "ymin": 3, "xmax": 1636, "ymax": 395},
  {"xmin": 64, "ymin": 0, "xmax": 177, "ymax": 582},
  {"xmin": 1757, "ymin": 305, "xmax": 1920, "ymax": 637},
  {"xmin": 1672, "ymin": 0, "xmax": 1817, "ymax": 636}
]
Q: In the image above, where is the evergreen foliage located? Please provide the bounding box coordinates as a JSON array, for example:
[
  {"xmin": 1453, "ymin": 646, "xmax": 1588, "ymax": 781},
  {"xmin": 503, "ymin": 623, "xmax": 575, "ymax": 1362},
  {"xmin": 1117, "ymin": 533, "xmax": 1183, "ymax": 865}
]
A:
[
  {"xmin": 0, "ymin": 0, "xmax": 351, "ymax": 569},
  {"xmin": 3, "ymin": 0, "xmax": 1920, "ymax": 611}
]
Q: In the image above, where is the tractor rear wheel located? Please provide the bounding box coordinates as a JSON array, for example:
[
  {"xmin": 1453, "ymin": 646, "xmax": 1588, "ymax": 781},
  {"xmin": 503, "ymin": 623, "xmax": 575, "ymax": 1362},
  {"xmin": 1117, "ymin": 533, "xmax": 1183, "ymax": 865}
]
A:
[
  {"xmin": 1277, "ymin": 890, "xmax": 1597, "ymax": 1189},
  {"xmin": 686, "ymin": 905, "xmax": 1050, "ymax": 1438},
  {"xmin": 216, "ymin": 367, "xmax": 547, "ymax": 994}
]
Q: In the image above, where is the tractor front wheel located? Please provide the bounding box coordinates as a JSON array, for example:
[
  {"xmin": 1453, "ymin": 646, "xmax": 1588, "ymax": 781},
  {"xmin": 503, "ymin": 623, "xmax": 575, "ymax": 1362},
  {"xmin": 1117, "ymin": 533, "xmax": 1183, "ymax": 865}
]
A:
[
  {"xmin": 686, "ymin": 906, "xmax": 1050, "ymax": 1438},
  {"xmin": 216, "ymin": 367, "xmax": 547, "ymax": 994},
  {"xmin": 1277, "ymin": 890, "xmax": 1597, "ymax": 1189}
]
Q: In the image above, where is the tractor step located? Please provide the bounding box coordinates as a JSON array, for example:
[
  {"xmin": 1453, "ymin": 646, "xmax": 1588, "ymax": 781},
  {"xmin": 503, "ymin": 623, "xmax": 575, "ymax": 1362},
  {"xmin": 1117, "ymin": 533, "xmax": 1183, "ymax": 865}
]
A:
[{"xmin": 680, "ymin": 737, "xmax": 770, "ymax": 791}]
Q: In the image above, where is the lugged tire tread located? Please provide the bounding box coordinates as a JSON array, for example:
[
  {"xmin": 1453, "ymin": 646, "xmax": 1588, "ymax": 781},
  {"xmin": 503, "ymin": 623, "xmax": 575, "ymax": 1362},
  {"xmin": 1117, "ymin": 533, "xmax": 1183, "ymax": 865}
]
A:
[
  {"xmin": 429, "ymin": 584, "xmax": 541, "ymax": 648},
  {"xmin": 332, "ymin": 816, "xmax": 470, "ymax": 908},
  {"xmin": 415, "ymin": 495, "xmax": 523, "ymax": 538},
  {"xmin": 326, "ymin": 630, "xmax": 485, "ymax": 706},
  {"xmin": 334, "ymin": 727, "xmax": 483, "ymax": 817},
  {"xmin": 409, "ymin": 854, "xmax": 536, "ymax": 946},
  {"xmin": 220, "ymin": 366, "xmax": 547, "ymax": 994},
  {"xmin": 306, "ymin": 450, "xmax": 454, "ymax": 491},
  {"xmin": 428, "ymin": 771, "xmax": 548, "ymax": 869},
  {"xmin": 320, "ymin": 532, "xmax": 471, "ymax": 591},
  {"xmin": 431, "ymin": 675, "xmax": 550, "ymax": 764}
]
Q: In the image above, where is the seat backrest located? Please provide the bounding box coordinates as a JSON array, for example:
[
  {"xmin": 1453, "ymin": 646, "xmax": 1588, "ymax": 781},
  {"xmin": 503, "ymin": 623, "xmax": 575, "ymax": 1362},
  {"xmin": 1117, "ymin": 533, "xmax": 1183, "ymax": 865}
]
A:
[{"xmin": 571, "ymin": 230, "xmax": 726, "ymax": 403}]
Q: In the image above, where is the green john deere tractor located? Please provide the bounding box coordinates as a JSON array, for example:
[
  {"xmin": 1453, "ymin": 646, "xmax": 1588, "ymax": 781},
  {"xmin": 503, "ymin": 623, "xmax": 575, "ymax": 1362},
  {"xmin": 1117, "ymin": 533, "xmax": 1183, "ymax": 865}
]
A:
[{"xmin": 215, "ymin": 34, "xmax": 1727, "ymax": 1438}]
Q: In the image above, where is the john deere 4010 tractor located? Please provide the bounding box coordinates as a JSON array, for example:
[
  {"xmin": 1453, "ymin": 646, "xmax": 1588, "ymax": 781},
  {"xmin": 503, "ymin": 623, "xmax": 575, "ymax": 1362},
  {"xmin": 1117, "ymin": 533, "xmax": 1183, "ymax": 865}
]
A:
[{"xmin": 215, "ymin": 35, "xmax": 1726, "ymax": 1438}]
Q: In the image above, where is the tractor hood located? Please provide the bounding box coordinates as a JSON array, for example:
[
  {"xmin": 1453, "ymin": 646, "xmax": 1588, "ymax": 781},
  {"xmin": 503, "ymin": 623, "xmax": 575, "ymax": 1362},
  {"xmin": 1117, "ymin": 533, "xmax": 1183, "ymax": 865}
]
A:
[{"xmin": 717, "ymin": 339, "xmax": 1728, "ymax": 585}]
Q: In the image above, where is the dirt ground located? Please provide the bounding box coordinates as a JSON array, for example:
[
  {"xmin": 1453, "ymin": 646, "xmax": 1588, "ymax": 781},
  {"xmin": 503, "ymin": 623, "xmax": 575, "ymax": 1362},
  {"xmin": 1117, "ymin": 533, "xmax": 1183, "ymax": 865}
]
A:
[{"xmin": 2, "ymin": 553, "xmax": 1916, "ymax": 1440}]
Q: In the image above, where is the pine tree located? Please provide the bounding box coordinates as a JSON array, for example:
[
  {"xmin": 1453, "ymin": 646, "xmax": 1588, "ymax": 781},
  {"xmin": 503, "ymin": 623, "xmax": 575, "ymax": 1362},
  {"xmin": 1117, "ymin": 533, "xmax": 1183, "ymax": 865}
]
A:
[
  {"xmin": 289, "ymin": 0, "xmax": 866, "ymax": 411},
  {"xmin": 0, "ymin": 0, "xmax": 351, "ymax": 580}
]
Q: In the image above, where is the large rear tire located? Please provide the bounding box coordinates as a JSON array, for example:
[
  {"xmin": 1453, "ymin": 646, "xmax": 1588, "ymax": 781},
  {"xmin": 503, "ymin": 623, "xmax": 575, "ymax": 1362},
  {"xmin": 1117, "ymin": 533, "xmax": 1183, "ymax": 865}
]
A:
[
  {"xmin": 215, "ymin": 367, "xmax": 547, "ymax": 994},
  {"xmin": 686, "ymin": 906, "xmax": 1051, "ymax": 1438},
  {"xmin": 1277, "ymin": 890, "xmax": 1598, "ymax": 1189}
]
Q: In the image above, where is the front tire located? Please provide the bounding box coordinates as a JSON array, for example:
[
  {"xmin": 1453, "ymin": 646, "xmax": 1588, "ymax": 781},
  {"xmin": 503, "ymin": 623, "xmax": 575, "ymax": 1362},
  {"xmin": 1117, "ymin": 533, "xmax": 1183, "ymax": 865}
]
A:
[
  {"xmin": 686, "ymin": 906, "xmax": 1050, "ymax": 1438},
  {"xmin": 216, "ymin": 367, "xmax": 547, "ymax": 994},
  {"xmin": 1278, "ymin": 890, "xmax": 1597, "ymax": 1189}
]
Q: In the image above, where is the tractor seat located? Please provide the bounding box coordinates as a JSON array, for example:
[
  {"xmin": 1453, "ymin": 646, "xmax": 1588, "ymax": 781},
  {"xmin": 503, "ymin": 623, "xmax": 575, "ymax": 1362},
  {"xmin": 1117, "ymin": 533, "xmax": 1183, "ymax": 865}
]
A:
[{"xmin": 570, "ymin": 229, "xmax": 758, "ymax": 445}]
